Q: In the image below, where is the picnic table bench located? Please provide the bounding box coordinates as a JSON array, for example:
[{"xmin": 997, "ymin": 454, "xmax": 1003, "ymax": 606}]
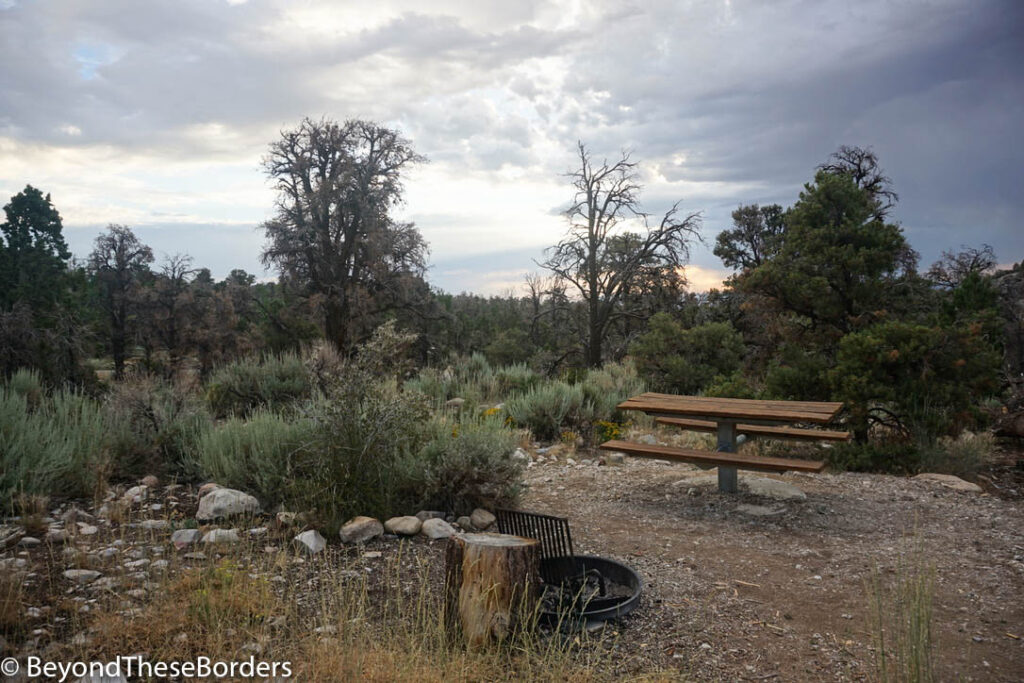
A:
[{"xmin": 599, "ymin": 392, "xmax": 848, "ymax": 493}]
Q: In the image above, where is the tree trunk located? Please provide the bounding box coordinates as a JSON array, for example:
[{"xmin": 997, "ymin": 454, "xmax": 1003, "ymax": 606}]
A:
[{"xmin": 444, "ymin": 533, "xmax": 541, "ymax": 649}]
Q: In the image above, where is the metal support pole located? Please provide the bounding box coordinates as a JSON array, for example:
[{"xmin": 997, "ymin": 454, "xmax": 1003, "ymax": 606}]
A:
[{"xmin": 716, "ymin": 421, "xmax": 738, "ymax": 493}]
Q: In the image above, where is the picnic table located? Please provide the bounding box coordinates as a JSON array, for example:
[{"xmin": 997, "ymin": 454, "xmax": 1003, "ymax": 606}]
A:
[{"xmin": 599, "ymin": 392, "xmax": 848, "ymax": 493}]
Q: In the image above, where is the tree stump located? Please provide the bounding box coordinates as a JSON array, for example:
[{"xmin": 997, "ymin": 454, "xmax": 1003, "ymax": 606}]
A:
[{"xmin": 444, "ymin": 532, "xmax": 541, "ymax": 648}]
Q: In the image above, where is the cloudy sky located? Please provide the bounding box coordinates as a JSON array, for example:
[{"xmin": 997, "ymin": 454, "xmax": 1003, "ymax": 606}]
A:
[{"xmin": 1, "ymin": 0, "xmax": 1021, "ymax": 295}]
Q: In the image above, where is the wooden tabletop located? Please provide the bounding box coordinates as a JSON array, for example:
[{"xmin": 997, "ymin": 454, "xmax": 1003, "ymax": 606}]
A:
[{"xmin": 617, "ymin": 392, "xmax": 843, "ymax": 425}]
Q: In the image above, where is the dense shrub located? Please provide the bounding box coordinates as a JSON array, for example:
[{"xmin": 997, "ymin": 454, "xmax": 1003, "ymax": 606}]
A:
[
  {"xmin": 827, "ymin": 431, "xmax": 994, "ymax": 477},
  {"xmin": 630, "ymin": 315, "xmax": 745, "ymax": 394},
  {"xmin": 193, "ymin": 411, "xmax": 315, "ymax": 504},
  {"xmin": 416, "ymin": 417, "xmax": 523, "ymax": 515},
  {"xmin": 205, "ymin": 352, "xmax": 310, "ymax": 418},
  {"xmin": 0, "ymin": 377, "xmax": 116, "ymax": 508},
  {"xmin": 830, "ymin": 320, "xmax": 1001, "ymax": 442},
  {"xmin": 105, "ymin": 372, "xmax": 211, "ymax": 478}
]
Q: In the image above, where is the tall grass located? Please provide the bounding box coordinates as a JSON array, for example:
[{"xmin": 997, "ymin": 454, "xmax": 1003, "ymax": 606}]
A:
[
  {"xmin": 867, "ymin": 539, "xmax": 936, "ymax": 683},
  {"xmin": 505, "ymin": 382, "xmax": 592, "ymax": 442}
]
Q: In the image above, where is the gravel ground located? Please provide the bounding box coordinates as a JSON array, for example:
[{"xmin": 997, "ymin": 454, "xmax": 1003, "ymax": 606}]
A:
[{"xmin": 519, "ymin": 443, "xmax": 1024, "ymax": 681}]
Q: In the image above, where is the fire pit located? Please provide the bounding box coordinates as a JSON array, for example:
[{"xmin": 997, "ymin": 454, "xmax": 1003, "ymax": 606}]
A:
[{"xmin": 495, "ymin": 509, "xmax": 643, "ymax": 627}]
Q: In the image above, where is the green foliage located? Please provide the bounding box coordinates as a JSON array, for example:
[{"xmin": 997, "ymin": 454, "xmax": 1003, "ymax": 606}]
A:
[
  {"xmin": 703, "ymin": 372, "xmax": 758, "ymax": 399},
  {"xmin": 0, "ymin": 185, "xmax": 70, "ymax": 312},
  {"xmin": 205, "ymin": 352, "xmax": 310, "ymax": 418},
  {"xmin": 0, "ymin": 380, "xmax": 114, "ymax": 508},
  {"xmin": 193, "ymin": 411, "xmax": 315, "ymax": 505},
  {"xmin": 738, "ymin": 171, "xmax": 915, "ymax": 337},
  {"xmin": 576, "ymin": 361, "xmax": 645, "ymax": 423},
  {"xmin": 5, "ymin": 368, "xmax": 43, "ymax": 407},
  {"xmin": 504, "ymin": 381, "xmax": 592, "ymax": 442},
  {"xmin": 484, "ymin": 328, "xmax": 534, "ymax": 366},
  {"xmin": 830, "ymin": 320, "xmax": 1001, "ymax": 441},
  {"xmin": 493, "ymin": 363, "xmax": 540, "ymax": 396},
  {"xmin": 762, "ymin": 345, "xmax": 831, "ymax": 401},
  {"xmin": 630, "ymin": 314, "xmax": 744, "ymax": 394},
  {"xmin": 416, "ymin": 417, "xmax": 523, "ymax": 515}
]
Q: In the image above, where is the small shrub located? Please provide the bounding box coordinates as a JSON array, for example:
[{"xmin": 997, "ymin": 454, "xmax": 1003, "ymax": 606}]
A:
[
  {"xmin": 630, "ymin": 315, "xmax": 744, "ymax": 395},
  {"xmin": 494, "ymin": 363, "xmax": 540, "ymax": 396},
  {"xmin": 918, "ymin": 431, "xmax": 994, "ymax": 479},
  {"xmin": 193, "ymin": 411, "xmax": 315, "ymax": 506},
  {"xmin": 205, "ymin": 352, "xmax": 310, "ymax": 418},
  {"xmin": 104, "ymin": 372, "xmax": 211, "ymax": 478},
  {"xmin": 416, "ymin": 417, "xmax": 523, "ymax": 515},
  {"xmin": 504, "ymin": 381, "xmax": 591, "ymax": 442},
  {"xmin": 577, "ymin": 361, "xmax": 644, "ymax": 423},
  {"xmin": 6, "ymin": 368, "xmax": 43, "ymax": 408}
]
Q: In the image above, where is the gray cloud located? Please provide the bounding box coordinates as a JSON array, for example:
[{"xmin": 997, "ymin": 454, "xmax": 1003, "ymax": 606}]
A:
[{"xmin": 1, "ymin": 0, "xmax": 1021, "ymax": 291}]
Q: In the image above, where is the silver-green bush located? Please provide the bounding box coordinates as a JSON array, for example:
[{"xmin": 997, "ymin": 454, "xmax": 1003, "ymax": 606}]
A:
[{"xmin": 205, "ymin": 352, "xmax": 310, "ymax": 418}]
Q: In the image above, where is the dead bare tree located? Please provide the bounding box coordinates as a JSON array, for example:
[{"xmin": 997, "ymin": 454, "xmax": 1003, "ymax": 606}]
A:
[{"xmin": 539, "ymin": 142, "xmax": 701, "ymax": 367}]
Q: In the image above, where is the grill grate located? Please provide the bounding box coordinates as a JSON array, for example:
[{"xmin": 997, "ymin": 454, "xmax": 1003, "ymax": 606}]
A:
[{"xmin": 495, "ymin": 508, "xmax": 575, "ymax": 584}]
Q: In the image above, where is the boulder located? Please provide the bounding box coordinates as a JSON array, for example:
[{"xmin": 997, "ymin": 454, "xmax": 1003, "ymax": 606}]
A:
[
  {"xmin": 469, "ymin": 508, "xmax": 496, "ymax": 530},
  {"xmin": 140, "ymin": 520, "xmax": 170, "ymax": 531},
  {"xmin": 338, "ymin": 516, "xmax": 383, "ymax": 544},
  {"xmin": 445, "ymin": 397, "xmax": 466, "ymax": 409},
  {"xmin": 415, "ymin": 510, "xmax": 445, "ymax": 522},
  {"xmin": 20, "ymin": 536, "xmax": 42, "ymax": 547},
  {"xmin": 61, "ymin": 507, "xmax": 96, "ymax": 526},
  {"xmin": 201, "ymin": 528, "xmax": 240, "ymax": 545},
  {"xmin": 64, "ymin": 569, "xmax": 101, "ymax": 584},
  {"xmin": 140, "ymin": 474, "xmax": 159, "ymax": 488},
  {"xmin": 913, "ymin": 473, "xmax": 983, "ymax": 493},
  {"xmin": 76, "ymin": 523, "xmax": 99, "ymax": 536},
  {"xmin": 383, "ymin": 516, "xmax": 422, "ymax": 536},
  {"xmin": 44, "ymin": 529, "xmax": 68, "ymax": 544},
  {"xmin": 294, "ymin": 530, "xmax": 327, "ymax": 555},
  {"xmin": 196, "ymin": 488, "xmax": 260, "ymax": 521},
  {"xmin": 275, "ymin": 511, "xmax": 298, "ymax": 528},
  {"xmin": 420, "ymin": 518, "xmax": 456, "ymax": 539},
  {"xmin": 170, "ymin": 529, "xmax": 201, "ymax": 550},
  {"xmin": 456, "ymin": 516, "xmax": 473, "ymax": 531},
  {"xmin": 512, "ymin": 448, "xmax": 530, "ymax": 461}
]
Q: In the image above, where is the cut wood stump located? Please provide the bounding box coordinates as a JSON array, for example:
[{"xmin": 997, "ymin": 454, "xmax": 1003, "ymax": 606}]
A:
[{"xmin": 444, "ymin": 532, "xmax": 540, "ymax": 648}]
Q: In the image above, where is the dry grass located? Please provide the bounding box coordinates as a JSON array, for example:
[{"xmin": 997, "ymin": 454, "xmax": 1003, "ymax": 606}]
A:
[
  {"xmin": 59, "ymin": 541, "xmax": 620, "ymax": 682},
  {"xmin": 14, "ymin": 493, "xmax": 50, "ymax": 537},
  {"xmin": 0, "ymin": 573, "xmax": 23, "ymax": 635}
]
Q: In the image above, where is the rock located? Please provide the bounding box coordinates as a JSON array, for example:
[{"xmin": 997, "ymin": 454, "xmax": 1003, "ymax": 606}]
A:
[
  {"xmin": 20, "ymin": 535, "xmax": 43, "ymax": 547},
  {"xmin": 415, "ymin": 510, "xmax": 445, "ymax": 522},
  {"xmin": 198, "ymin": 482, "xmax": 221, "ymax": 498},
  {"xmin": 202, "ymin": 528, "xmax": 240, "ymax": 545},
  {"xmin": 43, "ymin": 530, "xmax": 67, "ymax": 544},
  {"xmin": 275, "ymin": 511, "xmax": 298, "ymax": 528},
  {"xmin": 196, "ymin": 488, "xmax": 260, "ymax": 521},
  {"xmin": 141, "ymin": 474, "xmax": 159, "ymax": 488},
  {"xmin": 383, "ymin": 516, "xmax": 422, "ymax": 536},
  {"xmin": 445, "ymin": 397, "xmax": 466, "ymax": 409},
  {"xmin": 420, "ymin": 518, "xmax": 456, "ymax": 539},
  {"xmin": 470, "ymin": 508, "xmax": 496, "ymax": 530},
  {"xmin": 601, "ymin": 452, "xmax": 626, "ymax": 466},
  {"xmin": 913, "ymin": 473, "xmax": 983, "ymax": 493},
  {"xmin": 638, "ymin": 434, "xmax": 658, "ymax": 445},
  {"xmin": 294, "ymin": 530, "xmax": 327, "ymax": 555},
  {"xmin": 61, "ymin": 507, "xmax": 96, "ymax": 526},
  {"xmin": 362, "ymin": 551, "xmax": 382, "ymax": 559},
  {"xmin": 139, "ymin": 519, "xmax": 170, "ymax": 531},
  {"xmin": 512, "ymin": 448, "xmax": 530, "ymax": 461},
  {"xmin": 150, "ymin": 559, "xmax": 169, "ymax": 571},
  {"xmin": 99, "ymin": 547, "xmax": 119, "ymax": 560},
  {"xmin": 249, "ymin": 527, "xmax": 268, "ymax": 537},
  {"xmin": 182, "ymin": 552, "xmax": 207, "ymax": 560},
  {"xmin": 171, "ymin": 529, "xmax": 201, "ymax": 550},
  {"xmin": 64, "ymin": 569, "xmax": 101, "ymax": 584},
  {"xmin": 122, "ymin": 485, "xmax": 148, "ymax": 504},
  {"xmin": 76, "ymin": 523, "xmax": 99, "ymax": 536},
  {"xmin": 456, "ymin": 516, "xmax": 473, "ymax": 531},
  {"xmin": 737, "ymin": 504, "xmax": 784, "ymax": 517},
  {"xmin": 338, "ymin": 516, "xmax": 383, "ymax": 544}
]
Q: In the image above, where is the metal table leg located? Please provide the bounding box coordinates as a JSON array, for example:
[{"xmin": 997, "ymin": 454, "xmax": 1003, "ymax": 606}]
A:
[{"xmin": 716, "ymin": 421, "xmax": 738, "ymax": 493}]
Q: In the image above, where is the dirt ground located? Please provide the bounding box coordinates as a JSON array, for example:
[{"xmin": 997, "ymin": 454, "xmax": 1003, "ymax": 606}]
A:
[{"xmin": 520, "ymin": 442, "xmax": 1024, "ymax": 681}]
